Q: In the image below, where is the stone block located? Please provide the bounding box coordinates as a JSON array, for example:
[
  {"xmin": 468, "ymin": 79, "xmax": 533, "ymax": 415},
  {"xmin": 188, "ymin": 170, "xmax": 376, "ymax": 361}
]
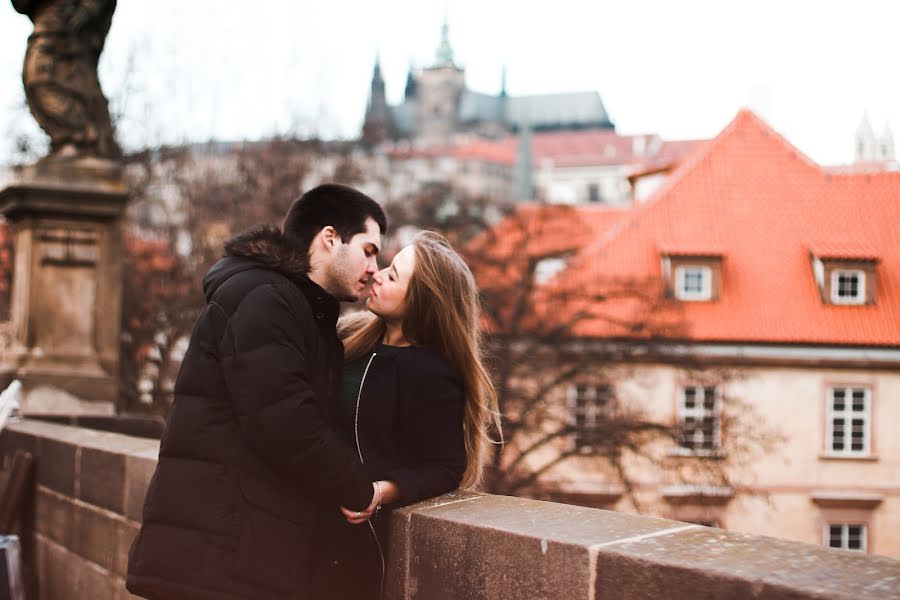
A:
[
  {"xmin": 35, "ymin": 534, "xmax": 82, "ymax": 600},
  {"xmin": 80, "ymin": 446, "xmax": 125, "ymax": 513},
  {"xmin": 79, "ymin": 561, "xmax": 120, "ymax": 600},
  {"xmin": 114, "ymin": 519, "xmax": 139, "ymax": 578},
  {"xmin": 72, "ymin": 501, "xmax": 118, "ymax": 572},
  {"xmin": 394, "ymin": 492, "xmax": 683, "ymax": 600},
  {"xmin": 36, "ymin": 437, "xmax": 76, "ymax": 496},
  {"xmin": 34, "ymin": 487, "xmax": 78, "ymax": 550},
  {"xmin": 384, "ymin": 499, "xmax": 413, "ymax": 600},
  {"xmin": 124, "ymin": 450, "xmax": 158, "ymax": 522},
  {"xmin": 0, "ymin": 428, "xmax": 39, "ymax": 465},
  {"xmin": 592, "ymin": 526, "xmax": 900, "ymax": 600}
]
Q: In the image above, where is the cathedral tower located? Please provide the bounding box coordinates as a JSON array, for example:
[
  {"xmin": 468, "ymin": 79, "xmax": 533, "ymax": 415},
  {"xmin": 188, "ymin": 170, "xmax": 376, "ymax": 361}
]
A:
[{"xmin": 362, "ymin": 53, "xmax": 394, "ymax": 146}]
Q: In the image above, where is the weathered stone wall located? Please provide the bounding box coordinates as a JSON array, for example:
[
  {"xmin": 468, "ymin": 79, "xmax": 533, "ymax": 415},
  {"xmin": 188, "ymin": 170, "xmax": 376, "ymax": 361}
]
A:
[
  {"xmin": 0, "ymin": 419, "xmax": 156, "ymax": 599},
  {"xmin": 1, "ymin": 419, "xmax": 898, "ymax": 600}
]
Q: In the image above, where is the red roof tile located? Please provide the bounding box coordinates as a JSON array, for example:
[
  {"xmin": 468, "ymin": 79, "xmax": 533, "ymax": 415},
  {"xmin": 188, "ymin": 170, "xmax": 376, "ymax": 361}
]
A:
[{"xmin": 474, "ymin": 110, "xmax": 900, "ymax": 347}]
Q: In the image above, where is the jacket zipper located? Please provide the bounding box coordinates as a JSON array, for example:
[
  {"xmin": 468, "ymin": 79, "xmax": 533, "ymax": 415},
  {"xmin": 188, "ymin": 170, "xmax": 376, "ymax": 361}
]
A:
[{"xmin": 354, "ymin": 352, "xmax": 386, "ymax": 598}]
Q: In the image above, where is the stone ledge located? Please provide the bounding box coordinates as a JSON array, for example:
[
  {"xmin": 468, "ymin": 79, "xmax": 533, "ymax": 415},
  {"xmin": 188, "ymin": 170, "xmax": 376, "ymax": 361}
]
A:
[
  {"xmin": 2, "ymin": 419, "xmax": 160, "ymax": 518},
  {"xmin": 388, "ymin": 492, "xmax": 900, "ymax": 600},
  {"xmin": 4, "ymin": 419, "xmax": 899, "ymax": 600}
]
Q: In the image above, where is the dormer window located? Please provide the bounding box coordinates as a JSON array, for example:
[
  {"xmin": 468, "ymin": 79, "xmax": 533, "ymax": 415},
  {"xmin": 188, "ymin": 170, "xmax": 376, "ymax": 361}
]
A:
[
  {"xmin": 831, "ymin": 269, "xmax": 865, "ymax": 305},
  {"xmin": 675, "ymin": 266, "xmax": 712, "ymax": 301},
  {"xmin": 809, "ymin": 248, "xmax": 878, "ymax": 306},
  {"xmin": 533, "ymin": 256, "xmax": 568, "ymax": 284},
  {"xmin": 660, "ymin": 248, "xmax": 723, "ymax": 302}
]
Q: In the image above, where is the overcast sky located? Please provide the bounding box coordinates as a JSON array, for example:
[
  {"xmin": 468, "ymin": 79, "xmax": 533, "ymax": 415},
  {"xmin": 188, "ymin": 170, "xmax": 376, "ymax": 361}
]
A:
[{"xmin": 1, "ymin": 0, "xmax": 898, "ymax": 165}]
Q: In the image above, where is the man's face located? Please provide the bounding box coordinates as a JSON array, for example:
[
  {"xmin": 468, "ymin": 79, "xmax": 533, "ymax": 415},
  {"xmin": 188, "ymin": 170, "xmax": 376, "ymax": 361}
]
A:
[{"xmin": 325, "ymin": 217, "xmax": 381, "ymax": 302}]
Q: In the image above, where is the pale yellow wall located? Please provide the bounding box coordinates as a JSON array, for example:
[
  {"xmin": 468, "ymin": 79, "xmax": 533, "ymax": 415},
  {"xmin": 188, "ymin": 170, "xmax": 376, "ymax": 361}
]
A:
[{"xmin": 531, "ymin": 362, "xmax": 900, "ymax": 558}]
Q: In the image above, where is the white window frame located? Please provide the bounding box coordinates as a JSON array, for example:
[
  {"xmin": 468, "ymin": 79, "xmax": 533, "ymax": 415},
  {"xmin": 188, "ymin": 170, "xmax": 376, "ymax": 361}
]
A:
[
  {"xmin": 826, "ymin": 386, "xmax": 871, "ymax": 457},
  {"xmin": 674, "ymin": 265, "xmax": 712, "ymax": 301},
  {"xmin": 830, "ymin": 269, "xmax": 866, "ymax": 305},
  {"xmin": 567, "ymin": 383, "xmax": 612, "ymax": 454},
  {"xmin": 677, "ymin": 385, "xmax": 721, "ymax": 455},
  {"xmin": 534, "ymin": 256, "xmax": 568, "ymax": 284},
  {"xmin": 824, "ymin": 523, "xmax": 867, "ymax": 552}
]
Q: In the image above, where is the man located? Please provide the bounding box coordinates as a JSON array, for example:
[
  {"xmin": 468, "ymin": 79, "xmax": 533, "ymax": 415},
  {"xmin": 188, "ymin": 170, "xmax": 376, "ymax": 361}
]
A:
[{"xmin": 127, "ymin": 184, "xmax": 387, "ymax": 600}]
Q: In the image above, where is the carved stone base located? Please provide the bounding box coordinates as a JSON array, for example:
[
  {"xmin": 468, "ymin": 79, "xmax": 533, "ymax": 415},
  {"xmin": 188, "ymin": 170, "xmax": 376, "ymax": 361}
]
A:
[{"xmin": 0, "ymin": 158, "xmax": 127, "ymax": 414}]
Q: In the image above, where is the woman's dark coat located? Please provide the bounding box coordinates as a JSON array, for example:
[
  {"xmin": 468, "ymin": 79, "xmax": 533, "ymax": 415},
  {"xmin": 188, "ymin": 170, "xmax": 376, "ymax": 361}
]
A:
[
  {"xmin": 310, "ymin": 345, "xmax": 468, "ymax": 600},
  {"xmin": 126, "ymin": 227, "xmax": 374, "ymax": 600}
]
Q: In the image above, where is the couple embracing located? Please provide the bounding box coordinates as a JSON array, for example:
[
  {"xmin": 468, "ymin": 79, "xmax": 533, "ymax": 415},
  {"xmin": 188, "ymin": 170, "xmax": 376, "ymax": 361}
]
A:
[{"xmin": 125, "ymin": 184, "xmax": 500, "ymax": 599}]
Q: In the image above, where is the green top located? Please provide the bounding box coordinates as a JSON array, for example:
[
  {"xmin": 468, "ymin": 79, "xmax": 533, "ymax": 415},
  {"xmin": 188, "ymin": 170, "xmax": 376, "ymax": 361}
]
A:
[{"xmin": 338, "ymin": 343, "xmax": 406, "ymax": 433}]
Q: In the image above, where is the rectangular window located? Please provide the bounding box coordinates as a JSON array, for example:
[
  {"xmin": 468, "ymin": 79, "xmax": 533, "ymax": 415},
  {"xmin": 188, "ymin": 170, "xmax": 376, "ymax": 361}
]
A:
[
  {"xmin": 830, "ymin": 269, "xmax": 865, "ymax": 304},
  {"xmin": 826, "ymin": 524, "xmax": 866, "ymax": 552},
  {"xmin": 827, "ymin": 387, "xmax": 870, "ymax": 456},
  {"xmin": 678, "ymin": 386, "xmax": 720, "ymax": 452},
  {"xmin": 534, "ymin": 256, "xmax": 568, "ymax": 284},
  {"xmin": 587, "ymin": 183, "xmax": 601, "ymax": 203},
  {"xmin": 674, "ymin": 266, "xmax": 712, "ymax": 301},
  {"xmin": 568, "ymin": 384, "xmax": 612, "ymax": 453}
]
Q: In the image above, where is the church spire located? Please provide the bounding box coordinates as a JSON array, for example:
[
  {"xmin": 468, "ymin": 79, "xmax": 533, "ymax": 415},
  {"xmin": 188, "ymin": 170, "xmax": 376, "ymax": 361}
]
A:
[
  {"xmin": 404, "ymin": 62, "xmax": 418, "ymax": 100},
  {"xmin": 362, "ymin": 52, "xmax": 393, "ymax": 146},
  {"xmin": 433, "ymin": 9, "xmax": 456, "ymax": 68}
]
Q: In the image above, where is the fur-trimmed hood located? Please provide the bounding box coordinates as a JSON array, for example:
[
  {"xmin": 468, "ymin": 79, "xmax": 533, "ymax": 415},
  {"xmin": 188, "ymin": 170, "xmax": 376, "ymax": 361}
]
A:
[{"xmin": 202, "ymin": 225, "xmax": 310, "ymax": 301}]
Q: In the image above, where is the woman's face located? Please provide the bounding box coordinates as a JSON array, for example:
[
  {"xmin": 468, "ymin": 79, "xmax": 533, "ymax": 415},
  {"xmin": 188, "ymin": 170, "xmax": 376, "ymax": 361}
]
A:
[{"xmin": 367, "ymin": 245, "xmax": 415, "ymax": 321}]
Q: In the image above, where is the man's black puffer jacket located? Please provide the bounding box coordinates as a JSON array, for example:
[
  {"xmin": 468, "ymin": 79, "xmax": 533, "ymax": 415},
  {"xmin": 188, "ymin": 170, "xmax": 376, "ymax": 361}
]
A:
[{"xmin": 126, "ymin": 227, "xmax": 373, "ymax": 600}]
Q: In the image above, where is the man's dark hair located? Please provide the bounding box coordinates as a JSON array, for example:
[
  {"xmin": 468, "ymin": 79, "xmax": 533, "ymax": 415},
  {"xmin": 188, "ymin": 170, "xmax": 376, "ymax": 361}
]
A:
[{"xmin": 282, "ymin": 184, "xmax": 387, "ymax": 255}]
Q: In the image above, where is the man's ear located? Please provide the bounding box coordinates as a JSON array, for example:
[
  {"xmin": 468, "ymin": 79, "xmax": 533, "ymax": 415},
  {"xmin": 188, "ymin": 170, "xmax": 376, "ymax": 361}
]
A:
[{"xmin": 320, "ymin": 226, "xmax": 338, "ymax": 251}]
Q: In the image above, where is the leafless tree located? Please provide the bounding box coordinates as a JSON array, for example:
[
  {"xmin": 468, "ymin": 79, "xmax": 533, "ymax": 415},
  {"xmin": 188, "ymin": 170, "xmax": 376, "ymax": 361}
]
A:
[{"xmin": 463, "ymin": 204, "xmax": 782, "ymax": 509}]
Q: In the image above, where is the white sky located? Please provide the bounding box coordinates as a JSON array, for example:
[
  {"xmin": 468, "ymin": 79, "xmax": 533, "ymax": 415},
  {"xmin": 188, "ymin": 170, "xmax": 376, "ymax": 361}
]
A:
[{"xmin": 1, "ymin": 0, "xmax": 898, "ymax": 165}]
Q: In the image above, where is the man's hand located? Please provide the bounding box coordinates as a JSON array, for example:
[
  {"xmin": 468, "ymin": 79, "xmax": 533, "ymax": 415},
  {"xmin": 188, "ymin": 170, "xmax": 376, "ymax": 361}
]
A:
[{"xmin": 340, "ymin": 481, "xmax": 383, "ymax": 525}]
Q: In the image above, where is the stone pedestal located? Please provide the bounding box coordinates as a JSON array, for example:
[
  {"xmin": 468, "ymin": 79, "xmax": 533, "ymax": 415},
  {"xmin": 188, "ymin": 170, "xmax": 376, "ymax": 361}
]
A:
[{"xmin": 0, "ymin": 158, "xmax": 127, "ymax": 415}]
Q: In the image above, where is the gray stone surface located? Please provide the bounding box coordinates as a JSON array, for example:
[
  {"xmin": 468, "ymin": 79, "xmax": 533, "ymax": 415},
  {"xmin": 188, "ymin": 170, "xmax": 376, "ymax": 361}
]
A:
[
  {"xmin": 124, "ymin": 449, "xmax": 158, "ymax": 522},
  {"xmin": 35, "ymin": 532, "xmax": 123, "ymax": 600},
  {"xmin": 114, "ymin": 519, "xmax": 140, "ymax": 577},
  {"xmin": 80, "ymin": 446, "xmax": 125, "ymax": 513},
  {"xmin": 35, "ymin": 487, "xmax": 77, "ymax": 549},
  {"xmin": 35, "ymin": 533, "xmax": 82, "ymax": 600},
  {"xmin": 0, "ymin": 166, "xmax": 128, "ymax": 411},
  {"xmin": 593, "ymin": 526, "xmax": 900, "ymax": 600},
  {"xmin": 36, "ymin": 437, "xmax": 76, "ymax": 496},
  {"xmin": 73, "ymin": 501, "xmax": 118, "ymax": 572},
  {"xmin": 7, "ymin": 421, "xmax": 900, "ymax": 600},
  {"xmin": 389, "ymin": 492, "xmax": 685, "ymax": 600}
]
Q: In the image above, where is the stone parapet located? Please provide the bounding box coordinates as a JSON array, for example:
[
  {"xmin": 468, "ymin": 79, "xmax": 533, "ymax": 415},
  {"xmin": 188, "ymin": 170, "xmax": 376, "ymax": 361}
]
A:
[
  {"xmin": 1, "ymin": 419, "xmax": 155, "ymax": 599},
  {"xmin": 1, "ymin": 419, "xmax": 898, "ymax": 600}
]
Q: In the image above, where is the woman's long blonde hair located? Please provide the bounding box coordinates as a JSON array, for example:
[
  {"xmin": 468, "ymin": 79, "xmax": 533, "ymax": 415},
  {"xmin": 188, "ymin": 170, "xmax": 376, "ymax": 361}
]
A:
[{"xmin": 340, "ymin": 231, "xmax": 501, "ymax": 489}]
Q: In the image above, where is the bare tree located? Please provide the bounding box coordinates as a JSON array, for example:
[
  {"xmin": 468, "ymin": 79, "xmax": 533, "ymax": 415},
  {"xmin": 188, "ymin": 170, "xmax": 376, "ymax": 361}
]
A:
[{"xmin": 463, "ymin": 204, "xmax": 781, "ymax": 509}]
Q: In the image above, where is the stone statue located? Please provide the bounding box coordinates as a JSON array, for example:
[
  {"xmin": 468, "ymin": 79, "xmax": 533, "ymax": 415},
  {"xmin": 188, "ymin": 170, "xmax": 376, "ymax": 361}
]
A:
[{"xmin": 12, "ymin": 0, "xmax": 121, "ymax": 160}]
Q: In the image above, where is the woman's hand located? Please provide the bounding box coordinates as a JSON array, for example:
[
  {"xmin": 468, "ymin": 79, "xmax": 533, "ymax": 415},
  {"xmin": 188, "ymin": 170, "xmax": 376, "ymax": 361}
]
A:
[
  {"xmin": 340, "ymin": 481, "xmax": 383, "ymax": 525},
  {"xmin": 340, "ymin": 480, "xmax": 400, "ymax": 524}
]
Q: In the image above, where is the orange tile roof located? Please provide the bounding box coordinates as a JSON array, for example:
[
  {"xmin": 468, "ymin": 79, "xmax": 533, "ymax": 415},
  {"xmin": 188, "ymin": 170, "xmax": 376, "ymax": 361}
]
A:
[
  {"xmin": 466, "ymin": 204, "xmax": 631, "ymax": 333},
  {"xmin": 472, "ymin": 110, "xmax": 900, "ymax": 347}
]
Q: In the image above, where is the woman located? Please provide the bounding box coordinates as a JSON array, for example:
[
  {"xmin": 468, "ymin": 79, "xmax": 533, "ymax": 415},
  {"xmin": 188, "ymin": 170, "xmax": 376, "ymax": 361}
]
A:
[{"xmin": 310, "ymin": 231, "xmax": 500, "ymax": 599}]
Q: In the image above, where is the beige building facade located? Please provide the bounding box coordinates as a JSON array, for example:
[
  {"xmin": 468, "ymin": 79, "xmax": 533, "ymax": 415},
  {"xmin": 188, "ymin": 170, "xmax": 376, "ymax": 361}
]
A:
[{"xmin": 530, "ymin": 351, "xmax": 900, "ymax": 557}]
